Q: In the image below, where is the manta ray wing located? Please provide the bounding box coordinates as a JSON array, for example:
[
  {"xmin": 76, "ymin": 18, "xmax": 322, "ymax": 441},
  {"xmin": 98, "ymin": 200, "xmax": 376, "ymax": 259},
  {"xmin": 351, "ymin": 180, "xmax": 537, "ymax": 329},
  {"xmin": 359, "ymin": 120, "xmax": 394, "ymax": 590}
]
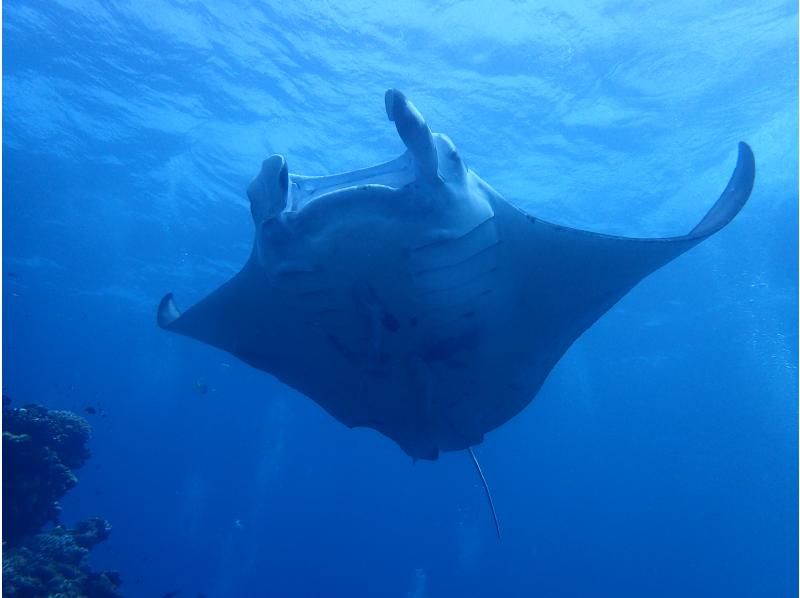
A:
[
  {"xmin": 158, "ymin": 257, "xmax": 282, "ymax": 370},
  {"xmin": 467, "ymin": 142, "xmax": 755, "ymax": 433}
]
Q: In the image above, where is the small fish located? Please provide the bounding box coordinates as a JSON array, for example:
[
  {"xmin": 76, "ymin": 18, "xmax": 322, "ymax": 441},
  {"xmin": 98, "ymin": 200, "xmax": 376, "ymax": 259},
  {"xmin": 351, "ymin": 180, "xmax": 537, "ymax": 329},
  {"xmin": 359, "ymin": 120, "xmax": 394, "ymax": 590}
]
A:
[
  {"xmin": 85, "ymin": 406, "xmax": 97, "ymax": 414},
  {"xmin": 162, "ymin": 591, "xmax": 181, "ymax": 598},
  {"xmin": 193, "ymin": 380, "xmax": 208, "ymax": 395}
]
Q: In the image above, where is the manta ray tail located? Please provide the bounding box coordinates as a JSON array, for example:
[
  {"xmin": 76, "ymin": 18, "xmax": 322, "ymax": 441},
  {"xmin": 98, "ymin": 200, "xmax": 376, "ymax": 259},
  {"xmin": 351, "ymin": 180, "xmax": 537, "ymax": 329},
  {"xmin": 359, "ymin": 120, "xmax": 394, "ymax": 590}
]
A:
[{"xmin": 467, "ymin": 446, "xmax": 501, "ymax": 539}]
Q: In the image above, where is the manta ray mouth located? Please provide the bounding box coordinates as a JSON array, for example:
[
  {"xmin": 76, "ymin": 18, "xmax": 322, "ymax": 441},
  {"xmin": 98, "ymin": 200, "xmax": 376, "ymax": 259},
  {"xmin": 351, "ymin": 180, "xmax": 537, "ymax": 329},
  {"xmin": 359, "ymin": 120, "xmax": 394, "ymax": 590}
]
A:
[{"xmin": 287, "ymin": 153, "xmax": 415, "ymax": 211}]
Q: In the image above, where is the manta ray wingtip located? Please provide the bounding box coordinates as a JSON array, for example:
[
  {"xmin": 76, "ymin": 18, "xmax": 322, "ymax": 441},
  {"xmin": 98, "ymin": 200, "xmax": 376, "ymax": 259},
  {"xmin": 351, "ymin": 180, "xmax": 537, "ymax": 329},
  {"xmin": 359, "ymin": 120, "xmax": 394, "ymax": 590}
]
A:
[
  {"xmin": 687, "ymin": 141, "xmax": 756, "ymax": 238},
  {"xmin": 157, "ymin": 293, "xmax": 181, "ymax": 329}
]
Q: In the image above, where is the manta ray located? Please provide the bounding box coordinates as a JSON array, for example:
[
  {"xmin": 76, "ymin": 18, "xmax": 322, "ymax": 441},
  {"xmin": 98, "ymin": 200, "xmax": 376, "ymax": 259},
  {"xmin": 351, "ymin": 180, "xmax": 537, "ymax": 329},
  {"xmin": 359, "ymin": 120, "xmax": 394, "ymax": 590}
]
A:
[{"xmin": 158, "ymin": 89, "xmax": 754, "ymax": 534}]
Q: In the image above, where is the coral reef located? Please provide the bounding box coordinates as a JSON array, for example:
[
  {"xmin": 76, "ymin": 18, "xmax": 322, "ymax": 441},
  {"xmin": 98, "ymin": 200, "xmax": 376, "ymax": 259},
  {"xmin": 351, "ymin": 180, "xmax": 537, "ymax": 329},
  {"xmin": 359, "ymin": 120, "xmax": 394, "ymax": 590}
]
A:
[
  {"xmin": 2, "ymin": 399, "xmax": 123, "ymax": 596},
  {"xmin": 3, "ymin": 403, "xmax": 91, "ymax": 543},
  {"xmin": 2, "ymin": 522, "xmax": 122, "ymax": 597}
]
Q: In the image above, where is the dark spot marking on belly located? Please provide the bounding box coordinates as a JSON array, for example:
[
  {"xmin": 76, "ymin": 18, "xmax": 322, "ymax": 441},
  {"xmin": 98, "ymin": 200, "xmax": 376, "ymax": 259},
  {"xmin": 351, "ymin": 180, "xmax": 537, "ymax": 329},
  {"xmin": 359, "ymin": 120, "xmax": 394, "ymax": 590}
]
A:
[
  {"xmin": 423, "ymin": 328, "xmax": 481, "ymax": 365},
  {"xmin": 327, "ymin": 334, "xmax": 360, "ymax": 364},
  {"xmin": 382, "ymin": 312, "xmax": 400, "ymax": 332}
]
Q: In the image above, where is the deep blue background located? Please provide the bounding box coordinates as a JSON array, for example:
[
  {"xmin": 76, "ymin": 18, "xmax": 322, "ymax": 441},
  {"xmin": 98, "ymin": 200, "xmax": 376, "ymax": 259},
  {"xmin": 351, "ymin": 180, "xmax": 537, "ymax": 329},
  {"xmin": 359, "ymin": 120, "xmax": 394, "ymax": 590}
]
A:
[{"xmin": 3, "ymin": 1, "xmax": 797, "ymax": 596}]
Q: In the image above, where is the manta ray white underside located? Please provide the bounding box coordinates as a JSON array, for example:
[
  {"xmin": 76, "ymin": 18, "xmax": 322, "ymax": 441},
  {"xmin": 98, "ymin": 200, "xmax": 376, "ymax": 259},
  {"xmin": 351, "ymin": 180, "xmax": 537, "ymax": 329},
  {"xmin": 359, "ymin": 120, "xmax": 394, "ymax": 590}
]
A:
[{"xmin": 158, "ymin": 89, "xmax": 755, "ymax": 463}]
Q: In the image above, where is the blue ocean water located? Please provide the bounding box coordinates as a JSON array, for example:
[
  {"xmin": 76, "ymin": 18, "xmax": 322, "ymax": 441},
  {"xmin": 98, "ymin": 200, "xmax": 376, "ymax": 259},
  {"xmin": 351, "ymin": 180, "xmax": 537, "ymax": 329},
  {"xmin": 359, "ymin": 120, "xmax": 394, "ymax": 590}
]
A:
[{"xmin": 3, "ymin": 1, "xmax": 797, "ymax": 596}]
